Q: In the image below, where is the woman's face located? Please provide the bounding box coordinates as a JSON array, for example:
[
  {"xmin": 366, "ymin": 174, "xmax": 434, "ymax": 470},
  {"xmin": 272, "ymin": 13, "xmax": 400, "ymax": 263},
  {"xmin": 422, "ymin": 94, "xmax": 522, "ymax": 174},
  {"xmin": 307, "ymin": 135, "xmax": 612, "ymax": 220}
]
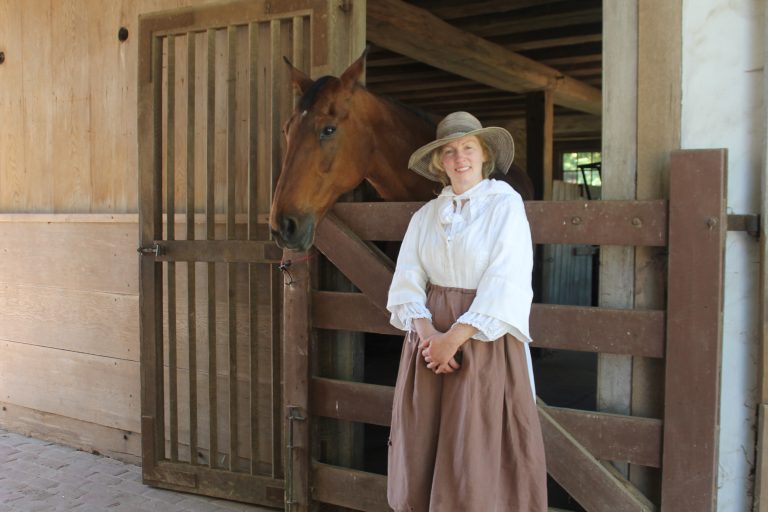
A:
[{"xmin": 438, "ymin": 135, "xmax": 487, "ymax": 194}]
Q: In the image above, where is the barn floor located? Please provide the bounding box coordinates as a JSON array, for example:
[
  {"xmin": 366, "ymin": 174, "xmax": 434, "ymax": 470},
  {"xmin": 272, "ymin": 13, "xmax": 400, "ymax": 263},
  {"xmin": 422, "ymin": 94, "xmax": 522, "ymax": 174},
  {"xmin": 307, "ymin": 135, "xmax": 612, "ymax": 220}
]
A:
[{"xmin": 0, "ymin": 429, "xmax": 277, "ymax": 512}]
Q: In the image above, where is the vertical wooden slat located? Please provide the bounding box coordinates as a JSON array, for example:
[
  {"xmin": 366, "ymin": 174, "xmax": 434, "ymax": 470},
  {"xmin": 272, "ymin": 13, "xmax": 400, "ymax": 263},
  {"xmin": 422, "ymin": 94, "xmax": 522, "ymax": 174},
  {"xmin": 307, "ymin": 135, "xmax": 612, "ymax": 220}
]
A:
[
  {"xmin": 139, "ymin": 31, "xmax": 165, "ymax": 473},
  {"xmin": 205, "ymin": 27, "xmax": 218, "ymax": 469},
  {"xmin": 270, "ymin": 19, "xmax": 284, "ymax": 480},
  {"xmin": 660, "ymin": 149, "xmax": 726, "ymax": 511},
  {"xmin": 226, "ymin": 25, "xmax": 239, "ymax": 472},
  {"xmin": 283, "ymin": 252, "xmax": 310, "ymax": 511},
  {"xmin": 599, "ymin": 0, "xmax": 637, "ymax": 480},
  {"xmin": 247, "ymin": 20, "xmax": 260, "ymax": 476},
  {"xmin": 166, "ymin": 34, "xmax": 179, "ymax": 464},
  {"xmin": 185, "ymin": 30, "xmax": 198, "ymax": 467}
]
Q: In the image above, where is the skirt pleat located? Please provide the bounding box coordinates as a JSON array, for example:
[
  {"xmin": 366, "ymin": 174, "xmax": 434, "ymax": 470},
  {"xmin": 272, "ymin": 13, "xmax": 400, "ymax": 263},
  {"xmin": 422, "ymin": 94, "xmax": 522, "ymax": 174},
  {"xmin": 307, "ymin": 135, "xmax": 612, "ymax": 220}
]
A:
[{"xmin": 387, "ymin": 285, "xmax": 547, "ymax": 512}]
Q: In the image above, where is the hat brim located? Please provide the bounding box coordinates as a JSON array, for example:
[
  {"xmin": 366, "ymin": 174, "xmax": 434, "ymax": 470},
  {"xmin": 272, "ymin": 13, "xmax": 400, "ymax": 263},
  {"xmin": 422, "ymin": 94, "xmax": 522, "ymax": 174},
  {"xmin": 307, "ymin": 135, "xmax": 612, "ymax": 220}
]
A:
[{"xmin": 408, "ymin": 126, "xmax": 515, "ymax": 182}]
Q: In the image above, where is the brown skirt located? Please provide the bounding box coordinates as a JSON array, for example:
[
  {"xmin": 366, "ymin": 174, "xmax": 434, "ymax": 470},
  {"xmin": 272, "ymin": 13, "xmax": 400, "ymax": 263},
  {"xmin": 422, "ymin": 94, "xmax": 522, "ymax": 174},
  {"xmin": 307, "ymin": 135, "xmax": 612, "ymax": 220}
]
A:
[{"xmin": 387, "ymin": 284, "xmax": 547, "ymax": 512}]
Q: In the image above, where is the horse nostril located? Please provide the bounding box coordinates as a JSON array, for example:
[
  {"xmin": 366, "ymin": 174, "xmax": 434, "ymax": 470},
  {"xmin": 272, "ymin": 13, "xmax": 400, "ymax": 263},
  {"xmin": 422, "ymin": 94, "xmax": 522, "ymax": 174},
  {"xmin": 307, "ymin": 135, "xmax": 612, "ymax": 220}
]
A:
[{"xmin": 281, "ymin": 215, "xmax": 298, "ymax": 238}]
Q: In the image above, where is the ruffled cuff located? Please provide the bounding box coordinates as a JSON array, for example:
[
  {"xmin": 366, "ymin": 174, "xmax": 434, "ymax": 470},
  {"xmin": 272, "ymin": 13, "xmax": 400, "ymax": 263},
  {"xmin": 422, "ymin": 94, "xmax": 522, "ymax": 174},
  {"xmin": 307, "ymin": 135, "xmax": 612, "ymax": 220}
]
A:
[
  {"xmin": 389, "ymin": 302, "xmax": 432, "ymax": 332},
  {"xmin": 455, "ymin": 311, "xmax": 532, "ymax": 343}
]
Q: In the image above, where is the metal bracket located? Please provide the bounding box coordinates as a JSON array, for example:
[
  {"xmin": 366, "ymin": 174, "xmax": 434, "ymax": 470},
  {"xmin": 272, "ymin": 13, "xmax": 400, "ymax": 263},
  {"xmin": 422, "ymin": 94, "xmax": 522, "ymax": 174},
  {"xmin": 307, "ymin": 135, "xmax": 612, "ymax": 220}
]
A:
[
  {"xmin": 727, "ymin": 214, "xmax": 760, "ymax": 238},
  {"xmin": 137, "ymin": 243, "xmax": 164, "ymax": 256},
  {"xmin": 285, "ymin": 405, "xmax": 306, "ymax": 510}
]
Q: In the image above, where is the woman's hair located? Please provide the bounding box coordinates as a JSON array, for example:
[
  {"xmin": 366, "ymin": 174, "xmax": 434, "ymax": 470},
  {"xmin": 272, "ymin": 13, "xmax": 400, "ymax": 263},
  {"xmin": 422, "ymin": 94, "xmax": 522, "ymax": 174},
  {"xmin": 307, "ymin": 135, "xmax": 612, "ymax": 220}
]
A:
[{"xmin": 427, "ymin": 135, "xmax": 496, "ymax": 186}]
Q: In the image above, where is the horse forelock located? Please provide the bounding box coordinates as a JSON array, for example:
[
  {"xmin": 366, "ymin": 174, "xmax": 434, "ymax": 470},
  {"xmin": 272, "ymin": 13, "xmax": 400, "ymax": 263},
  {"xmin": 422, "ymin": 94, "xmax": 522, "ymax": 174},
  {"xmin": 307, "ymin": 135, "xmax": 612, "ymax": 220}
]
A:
[{"xmin": 298, "ymin": 75, "xmax": 335, "ymax": 112}]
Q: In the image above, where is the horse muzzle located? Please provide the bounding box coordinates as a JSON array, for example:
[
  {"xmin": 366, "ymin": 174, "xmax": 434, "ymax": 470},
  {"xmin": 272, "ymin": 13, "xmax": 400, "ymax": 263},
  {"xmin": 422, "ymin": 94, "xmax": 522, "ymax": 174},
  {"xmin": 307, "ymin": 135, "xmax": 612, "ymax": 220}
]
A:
[{"xmin": 270, "ymin": 213, "xmax": 316, "ymax": 252}]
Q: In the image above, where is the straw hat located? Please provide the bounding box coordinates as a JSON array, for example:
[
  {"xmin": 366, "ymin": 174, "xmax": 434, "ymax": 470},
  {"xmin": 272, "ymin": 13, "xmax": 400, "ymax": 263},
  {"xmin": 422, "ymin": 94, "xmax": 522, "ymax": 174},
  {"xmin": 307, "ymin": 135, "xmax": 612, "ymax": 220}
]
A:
[{"xmin": 408, "ymin": 111, "xmax": 515, "ymax": 182}]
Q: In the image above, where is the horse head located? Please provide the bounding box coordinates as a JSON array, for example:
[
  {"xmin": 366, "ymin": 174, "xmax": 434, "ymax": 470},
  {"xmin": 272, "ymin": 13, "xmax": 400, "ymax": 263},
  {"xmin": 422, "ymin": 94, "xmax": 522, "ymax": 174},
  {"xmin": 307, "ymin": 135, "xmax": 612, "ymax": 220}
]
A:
[{"xmin": 269, "ymin": 52, "xmax": 373, "ymax": 251}]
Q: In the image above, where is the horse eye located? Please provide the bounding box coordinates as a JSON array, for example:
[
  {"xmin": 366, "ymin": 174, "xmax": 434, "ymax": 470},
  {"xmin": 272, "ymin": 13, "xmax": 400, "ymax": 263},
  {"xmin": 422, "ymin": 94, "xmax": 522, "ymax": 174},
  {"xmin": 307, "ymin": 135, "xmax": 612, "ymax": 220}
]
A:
[{"xmin": 320, "ymin": 125, "xmax": 336, "ymax": 139}]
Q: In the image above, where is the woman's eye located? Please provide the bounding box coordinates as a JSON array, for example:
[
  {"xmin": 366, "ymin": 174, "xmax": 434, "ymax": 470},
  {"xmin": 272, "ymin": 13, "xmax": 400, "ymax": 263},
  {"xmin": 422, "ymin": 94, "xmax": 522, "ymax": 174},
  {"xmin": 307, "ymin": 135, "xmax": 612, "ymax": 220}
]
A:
[{"xmin": 320, "ymin": 125, "xmax": 336, "ymax": 139}]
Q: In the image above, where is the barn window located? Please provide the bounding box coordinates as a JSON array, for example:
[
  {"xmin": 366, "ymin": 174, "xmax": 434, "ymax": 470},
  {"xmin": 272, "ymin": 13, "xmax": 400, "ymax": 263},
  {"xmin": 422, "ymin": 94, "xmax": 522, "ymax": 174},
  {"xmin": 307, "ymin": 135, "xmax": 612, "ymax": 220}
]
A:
[{"xmin": 562, "ymin": 151, "xmax": 602, "ymax": 187}]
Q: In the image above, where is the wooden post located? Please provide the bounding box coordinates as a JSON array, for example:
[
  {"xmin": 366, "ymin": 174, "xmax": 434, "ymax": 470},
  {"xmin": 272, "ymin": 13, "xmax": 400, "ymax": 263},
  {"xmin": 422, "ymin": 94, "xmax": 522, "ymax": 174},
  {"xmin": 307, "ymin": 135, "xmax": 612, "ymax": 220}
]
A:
[
  {"xmin": 753, "ymin": 7, "xmax": 768, "ymax": 508},
  {"xmin": 525, "ymin": 90, "xmax": 554, "ymax": 201},
  {"xmin": 660, "ymin": 149, "xmax": 726, "ymax": 511},
  {"xmin": 283, "ymin": 252, "xmax": 311, "ymax": 512},
  {"xmin": 138, "ymin": 32, "xmax": 165, "ymax": 480},
  {"xmin": 598, "ymin": 5, "xmax": 637, "ymax": 479},
  {"xmin": 633, "ymin": 0, "xmax": 682, "ymax": 499}
]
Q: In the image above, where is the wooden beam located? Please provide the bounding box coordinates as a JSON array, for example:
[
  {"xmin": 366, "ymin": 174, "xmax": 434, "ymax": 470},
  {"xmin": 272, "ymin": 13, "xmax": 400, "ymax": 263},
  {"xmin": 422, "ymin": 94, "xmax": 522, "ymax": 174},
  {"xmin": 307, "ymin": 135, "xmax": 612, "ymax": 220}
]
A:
[
  {"xmin": 540, "ymin": 406, "xmax": 656, "ymax": 511},
  {"xmin": 310, "ymin": 377, "xmax": 663, "ymax": 468},
  {"xmin": 366, "ymin": 0, "xmax": 601, "ymax": 115},
  {"xmin": 526, "ymin": 90, "xmax": 555, "ymax": 200},
  {"xmin": 660, "ymin": 150, "xmax": 726, "ymax": 512},
  {"xmin": 311, "ymin": 291, "xmax": 666, "ymax": 358},
  {"xmin": 330, "ymin": 201, "xmax": 668, "ymax": 247}
]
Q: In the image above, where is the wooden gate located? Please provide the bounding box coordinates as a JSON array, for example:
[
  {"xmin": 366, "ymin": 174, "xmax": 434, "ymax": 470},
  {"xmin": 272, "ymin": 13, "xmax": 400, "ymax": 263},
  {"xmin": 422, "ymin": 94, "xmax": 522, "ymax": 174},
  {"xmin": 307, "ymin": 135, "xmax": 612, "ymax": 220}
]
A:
[
  {"xmin": 137, "ymin": 0, "xmax": 363, "ymax": 506},
  {"xmin": 283, "ymin": 149, "xmax": 726, "ymax": 511}
]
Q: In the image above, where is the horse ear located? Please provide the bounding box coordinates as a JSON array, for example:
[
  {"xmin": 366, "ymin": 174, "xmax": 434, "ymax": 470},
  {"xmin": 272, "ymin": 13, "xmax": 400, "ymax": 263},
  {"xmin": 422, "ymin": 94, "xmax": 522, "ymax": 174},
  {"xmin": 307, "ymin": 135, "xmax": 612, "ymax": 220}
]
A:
[
  {"xmin": 284, "ymin": 57, "xmax": 313, "ymax": 96},
  {"xmin": 339, "ymin": 47, "xmax": 369, "ymax": 90}
]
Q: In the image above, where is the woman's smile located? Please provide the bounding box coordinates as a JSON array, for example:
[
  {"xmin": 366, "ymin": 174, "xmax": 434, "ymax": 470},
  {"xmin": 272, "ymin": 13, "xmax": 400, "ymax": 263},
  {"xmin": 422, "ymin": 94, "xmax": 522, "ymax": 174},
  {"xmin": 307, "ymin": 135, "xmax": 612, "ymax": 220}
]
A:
[{"xmin": 439, "ymin": 135, "xmax": 486, "ymax": 193}]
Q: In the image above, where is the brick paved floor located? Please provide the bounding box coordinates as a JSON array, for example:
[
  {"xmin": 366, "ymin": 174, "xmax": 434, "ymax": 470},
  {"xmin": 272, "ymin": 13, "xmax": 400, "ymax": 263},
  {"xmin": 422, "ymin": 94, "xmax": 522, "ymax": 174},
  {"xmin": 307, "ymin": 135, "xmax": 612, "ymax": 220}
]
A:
[{"xmin": 0, "ymin": 429, "xmax": 279, "ymax": 512}]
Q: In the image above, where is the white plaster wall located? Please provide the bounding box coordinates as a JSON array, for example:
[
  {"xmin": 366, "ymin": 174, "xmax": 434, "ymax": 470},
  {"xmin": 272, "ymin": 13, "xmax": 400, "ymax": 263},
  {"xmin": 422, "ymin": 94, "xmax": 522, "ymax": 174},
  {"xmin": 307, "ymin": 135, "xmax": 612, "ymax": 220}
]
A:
[{"xmin": 681, "ymin": 0, "xmax": 764, "ymax": 509}]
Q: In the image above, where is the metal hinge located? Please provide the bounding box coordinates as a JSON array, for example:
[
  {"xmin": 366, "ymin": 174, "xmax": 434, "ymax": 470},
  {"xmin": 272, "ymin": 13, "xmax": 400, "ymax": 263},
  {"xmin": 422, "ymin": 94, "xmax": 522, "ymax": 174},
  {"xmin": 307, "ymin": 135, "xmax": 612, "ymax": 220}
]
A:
[
  {"xmin": 137, "ymin": 243, "xmax": 164, "ymax": 256},
  {"xmin": 727, "ymin": 214, "xmax": 760, "ymax": 238}
]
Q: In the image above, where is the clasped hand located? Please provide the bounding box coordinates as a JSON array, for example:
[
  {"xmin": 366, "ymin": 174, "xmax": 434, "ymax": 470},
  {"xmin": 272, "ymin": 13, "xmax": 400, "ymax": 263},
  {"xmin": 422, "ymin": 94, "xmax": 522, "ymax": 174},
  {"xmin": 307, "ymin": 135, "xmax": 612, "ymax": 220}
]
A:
[{"xmin": 419, "ymin": 332, "xmax": 461, "ymax": 374}]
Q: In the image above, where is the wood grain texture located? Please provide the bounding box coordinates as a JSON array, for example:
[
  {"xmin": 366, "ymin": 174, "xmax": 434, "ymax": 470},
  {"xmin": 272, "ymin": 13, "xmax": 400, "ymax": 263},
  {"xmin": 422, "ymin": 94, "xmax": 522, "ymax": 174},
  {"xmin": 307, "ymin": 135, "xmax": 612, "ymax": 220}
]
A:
[{"xmin": 660, "ymin": 150, "xmax": 726, "ymax": 512}]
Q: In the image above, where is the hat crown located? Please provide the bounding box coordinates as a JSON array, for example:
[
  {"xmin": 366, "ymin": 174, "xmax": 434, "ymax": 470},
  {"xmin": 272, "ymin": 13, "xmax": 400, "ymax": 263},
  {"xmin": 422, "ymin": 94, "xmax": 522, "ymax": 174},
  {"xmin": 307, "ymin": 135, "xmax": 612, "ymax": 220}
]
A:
[{"xmin": 435, "ymin": 111, "xmax": 483, "ymax": 139}]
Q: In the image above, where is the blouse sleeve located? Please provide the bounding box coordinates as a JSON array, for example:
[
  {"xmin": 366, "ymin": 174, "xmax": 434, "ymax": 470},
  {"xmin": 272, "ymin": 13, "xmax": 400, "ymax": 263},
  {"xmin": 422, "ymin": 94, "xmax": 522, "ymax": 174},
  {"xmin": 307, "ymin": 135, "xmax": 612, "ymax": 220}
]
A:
[
  {"xmin": 387, "ymin": 208, "xmax": 430, "ymax": 331},
  {"xmin": 457, "ymin": 195, "xmax": 534, "ymax": 343}
]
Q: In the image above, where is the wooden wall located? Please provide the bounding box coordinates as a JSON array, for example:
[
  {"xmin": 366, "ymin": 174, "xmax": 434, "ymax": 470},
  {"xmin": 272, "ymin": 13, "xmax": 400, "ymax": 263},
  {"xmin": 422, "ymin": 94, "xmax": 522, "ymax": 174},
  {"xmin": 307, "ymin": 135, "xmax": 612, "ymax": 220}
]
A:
[{"xmin": 0, "ymin": 0, "xmax": 230, "ymax": 462}]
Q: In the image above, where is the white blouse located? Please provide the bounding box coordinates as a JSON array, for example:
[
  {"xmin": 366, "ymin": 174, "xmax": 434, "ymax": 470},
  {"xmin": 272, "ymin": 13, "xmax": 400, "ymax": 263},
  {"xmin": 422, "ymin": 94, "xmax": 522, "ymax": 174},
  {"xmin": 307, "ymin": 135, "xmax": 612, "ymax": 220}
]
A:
[{"xmin": 386, "ymin": 179, "xmax": 536, "ymax": 396}]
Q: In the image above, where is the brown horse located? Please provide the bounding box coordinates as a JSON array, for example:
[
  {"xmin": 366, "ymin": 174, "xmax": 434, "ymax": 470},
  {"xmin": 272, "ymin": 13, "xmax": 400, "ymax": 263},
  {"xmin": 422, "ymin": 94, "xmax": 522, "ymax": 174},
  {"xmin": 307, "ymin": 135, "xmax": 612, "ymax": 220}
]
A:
[{"xmin": 269, "ymin": 51, "xmax": 534, "ymax": 251}]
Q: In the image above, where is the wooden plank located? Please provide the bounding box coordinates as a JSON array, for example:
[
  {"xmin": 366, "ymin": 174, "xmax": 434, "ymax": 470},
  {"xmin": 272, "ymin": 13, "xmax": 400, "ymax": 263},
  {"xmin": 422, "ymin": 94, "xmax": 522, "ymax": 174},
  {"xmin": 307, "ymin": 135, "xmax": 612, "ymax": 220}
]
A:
[
  {"xmin": 311, "ymin": 377, "xmax": 393, "ymax": 427},
  {"xmin": 52, "ymin": 0, "xmax": 91, "ymax": 211},
  {"xmin": 543, "ymin": 406, "xmax": 662, "ymax": 468},
  {"xmin": 0, "ymin": 401, "xmax": 141, "ymax": 464},
  {"xmin": 147, "ymin": 461, "xmax": 284, "ymax": 508},
  {"xmin": 282, "ymin": 250, "xmax": 311, "ymax": 510},
  {"xmin": 531, "ymin": 304, "xmax": 665, "ymax": 358},
  {"xmin": 331, "ymin": 201, "xmax": 668, "ymax": 247},
  {"xmin": 205, "ymin": 27, "xmax": 219, "ymax": 470},
  {"xmin": 247, "ymin": 21, "xmax": 261, "ymax": 475},
  {"xmin": 0, "ymin": 0, "xmax": 25, "ymax": 211},
  {"xmin": 154, "ymin": 240, "xmax": 283, "ymax": 262},
  {"xmin": 225, "ymin": 26, "xmax": 238, "ymax": 471},
  {"xmin": 310, "ymin": 377, "xmax": 662, "ymax": 468},
  {"xmin": 314, "ymin": 213, "xmax": 395, "ymax": 311},
  {"xmin": 0, "ymin": 221, "xmax": 138, "ymax": 293},
  {"xmin": 634, "ymin": 0, "xmax": 682, "ymax": 498},
  {"xmin": 166, "ymin": 34, "xmax": 180, "ymax": 463},
  {"xmin": 660, "ymin": 150, "xmax": 726, "ymax": 512},
  {"xmin": 540, "ymin": 406, "xmax": 656, "ymax": 511},
  {"xmin": 138, "ymin": 31, "xmax": 165, "ymax": 471},
  {"xmin": 0, "ymin": 283, "xmax": 138, "ymax": 361},
  {"xmin": 185, "ymin": 30, "xmax": 199, "ymax": 468},
  {"xmin": 312, "ymin": 462, "xmax": 390, "ymax": 512},
  {"xmin": 598, "ymin": 0, "xmax": 638, "ymax": 481},
  {"xmin": 366, "ymin": 0, "xmax": 602, "ymax": 115},
  {"xmin": 757, "ymin": 8, "xmax": 768, "ymax": 509},
  {"xmin": 312, "ymin": 291, "xmax": 666, "ymax": 358},
  {"xmin": 0, "ymin": 340, "xmax": 141, "ymax": 433}
]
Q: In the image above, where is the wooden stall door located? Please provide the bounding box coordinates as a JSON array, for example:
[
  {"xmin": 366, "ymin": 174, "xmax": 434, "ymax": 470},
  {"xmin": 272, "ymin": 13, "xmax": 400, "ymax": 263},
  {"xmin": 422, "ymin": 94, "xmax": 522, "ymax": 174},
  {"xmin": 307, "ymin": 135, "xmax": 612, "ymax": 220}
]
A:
[{"xmin": 137, "ymin": 0, "xmax": 361, "ymax": 506}]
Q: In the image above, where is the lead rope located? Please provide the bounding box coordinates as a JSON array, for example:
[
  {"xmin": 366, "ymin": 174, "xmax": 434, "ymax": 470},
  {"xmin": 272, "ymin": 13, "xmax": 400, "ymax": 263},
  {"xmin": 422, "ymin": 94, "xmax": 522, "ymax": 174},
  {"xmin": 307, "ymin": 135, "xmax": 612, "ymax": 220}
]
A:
[{"xmin": 278, "ymin": 252, "xmax": 317, "ymax": 285}]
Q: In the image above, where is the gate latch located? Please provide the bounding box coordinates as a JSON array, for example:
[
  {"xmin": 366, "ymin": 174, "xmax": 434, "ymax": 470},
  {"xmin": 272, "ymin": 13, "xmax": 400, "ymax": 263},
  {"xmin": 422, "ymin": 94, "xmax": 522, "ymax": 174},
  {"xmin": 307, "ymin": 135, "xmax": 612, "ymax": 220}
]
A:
[
  {"xmin": 137, "ymin": 243, "xmax": 164, "ymax": 257},
  {"xmin": 285, "ymin": 405, "xmax": 306, "ymax": 509}
]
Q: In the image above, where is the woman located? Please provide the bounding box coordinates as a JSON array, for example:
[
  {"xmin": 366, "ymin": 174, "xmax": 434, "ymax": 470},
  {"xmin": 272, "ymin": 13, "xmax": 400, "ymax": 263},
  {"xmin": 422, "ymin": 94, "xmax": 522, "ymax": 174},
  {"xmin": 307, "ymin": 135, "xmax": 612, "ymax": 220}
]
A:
[{"xmin": 386, "ymin": 111, "xmax": 547, "ymax": 511}]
